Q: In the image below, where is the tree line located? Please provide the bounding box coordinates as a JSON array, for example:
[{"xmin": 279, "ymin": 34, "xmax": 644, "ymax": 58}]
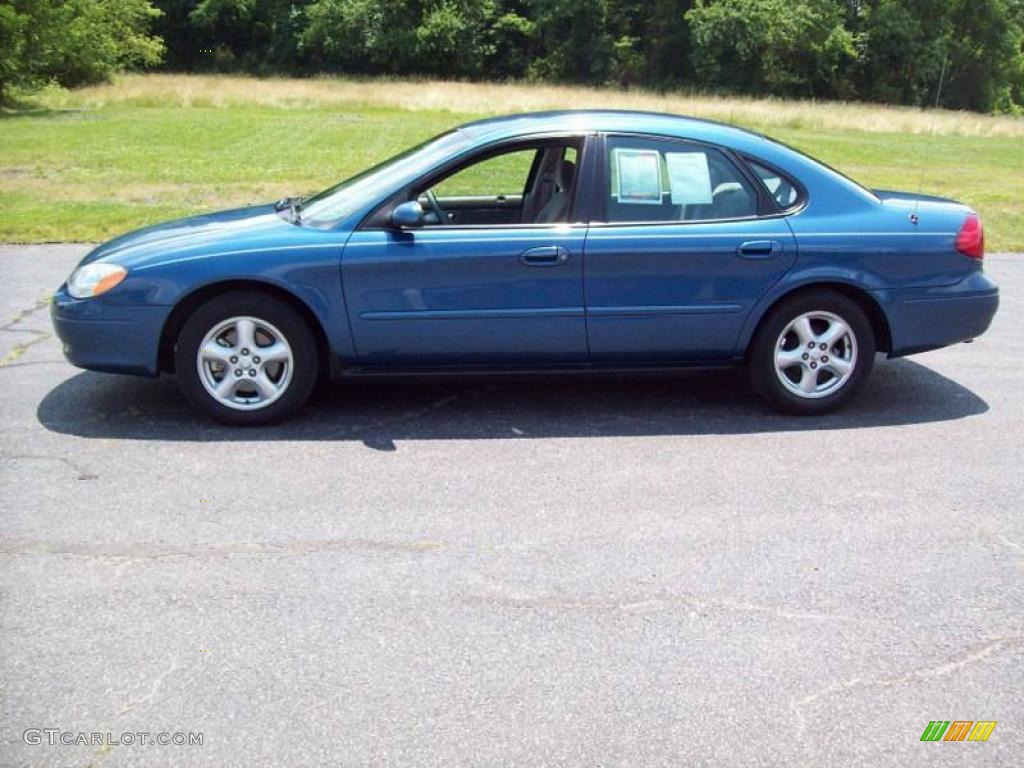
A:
[{"xmin": 3, "ymin": 0, "xmax": 1023, "ymax": 113}]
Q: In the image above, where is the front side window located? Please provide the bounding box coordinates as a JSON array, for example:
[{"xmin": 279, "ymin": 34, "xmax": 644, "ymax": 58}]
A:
[
  {"xmin": 605, "ymin": 136, "xmax": 758, "ymax": 223},
  {"xmin": 433, "ymin": 148, "xmax": 537, "ymax": 198},
  {"xmin": 412, "ymin": 140, "xmax": 580, "ymax": 226}
]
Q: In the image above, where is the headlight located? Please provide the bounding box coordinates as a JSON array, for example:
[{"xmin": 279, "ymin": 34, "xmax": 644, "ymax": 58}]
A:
[{"xmin": 67, "ymin": 263, "xmax": 127, "ymax": 299}]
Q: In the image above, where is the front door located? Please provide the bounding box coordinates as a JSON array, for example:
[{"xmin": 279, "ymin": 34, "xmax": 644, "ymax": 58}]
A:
[
  {"xmin": 584, "ymin": 134, "xmax": 797, "ymax": 361},
  {"xmin": 341, "ymin": 140, "xmax": 590, "ymax": 366}
]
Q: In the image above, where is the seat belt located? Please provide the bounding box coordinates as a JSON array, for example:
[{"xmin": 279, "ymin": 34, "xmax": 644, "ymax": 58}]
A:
[{"xmin": 523, "ymin": 149, "xmax": 559, "ymax": 223}]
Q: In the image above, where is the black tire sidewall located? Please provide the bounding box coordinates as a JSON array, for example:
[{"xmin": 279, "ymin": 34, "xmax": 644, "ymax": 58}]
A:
[
  {"xmin": 749, "ymin": 291, "xmax": 876, "ymax": 415},
  {"xmin": 174, "ymin": 292, "xmax": 318, "ymax": 425}
]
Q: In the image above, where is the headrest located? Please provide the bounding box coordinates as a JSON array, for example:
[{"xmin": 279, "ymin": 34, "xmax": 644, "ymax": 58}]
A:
[{"xmin": 556, "ymin": 159, "xmax": 576, "ymax": 191}]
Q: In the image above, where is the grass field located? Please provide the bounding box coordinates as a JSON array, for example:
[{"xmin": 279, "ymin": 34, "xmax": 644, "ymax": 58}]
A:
[{"xmin": 2, "ymin": 73, "xmax": 1023, "ymax": 249}]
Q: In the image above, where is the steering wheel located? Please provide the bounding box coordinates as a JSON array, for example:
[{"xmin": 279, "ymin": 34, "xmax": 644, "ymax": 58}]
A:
[{"xmin": 423, "ymin": 188, "xmax": 447, "ymax": 225}]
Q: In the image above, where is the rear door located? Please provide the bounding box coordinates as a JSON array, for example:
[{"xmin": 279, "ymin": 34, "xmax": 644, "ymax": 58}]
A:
[{"xmin": 584, "ymin": 134, "xmax": 797, "ymax": 361}]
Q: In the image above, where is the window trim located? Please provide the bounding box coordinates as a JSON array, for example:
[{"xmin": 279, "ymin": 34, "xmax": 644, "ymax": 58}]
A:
[
  {"xmin": 359, "ymin": 132, "xmax": 595, "ymax": 231},
  {"xmin": 590, "ymin": 132, "xmax": 784, "ymax": 228},
  {"xmin": 740, "ymin": 154, "xmax": 808, "ymax": 215}
]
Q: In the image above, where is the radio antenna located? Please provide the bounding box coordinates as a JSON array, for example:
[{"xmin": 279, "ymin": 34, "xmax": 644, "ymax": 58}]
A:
[{"xmin": 913, "ymin": 53, "xmax": 949, "ymax": 222}]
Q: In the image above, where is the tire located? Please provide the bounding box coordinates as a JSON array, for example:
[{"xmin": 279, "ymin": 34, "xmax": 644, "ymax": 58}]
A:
[
  {"xmin": 748, "ymin": 290, "xmax": 876, "ymax": 415},
  {"xmin": 174, "ymin": 291, "xmax": 318, "ymax": 425}
]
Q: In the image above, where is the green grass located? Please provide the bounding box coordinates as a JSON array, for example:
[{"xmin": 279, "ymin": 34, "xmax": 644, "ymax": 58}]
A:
[{"xmin": 1, "ymin": 77, "xmax": 1022, "ymax": 250}]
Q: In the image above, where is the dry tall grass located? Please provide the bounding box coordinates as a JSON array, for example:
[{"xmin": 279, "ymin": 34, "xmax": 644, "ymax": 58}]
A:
[{"xmin": 42, "ymin": 73, "xmax": 1024, "ymax": 138}]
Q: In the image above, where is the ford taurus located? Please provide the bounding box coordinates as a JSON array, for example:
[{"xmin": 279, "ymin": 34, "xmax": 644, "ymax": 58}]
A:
[{"xmin": 51, "ymin": 111, "xmax": 999, "ymax": 424}]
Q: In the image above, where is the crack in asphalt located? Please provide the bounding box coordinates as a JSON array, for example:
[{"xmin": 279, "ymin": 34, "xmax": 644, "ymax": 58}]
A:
[
  {"xmin": 469, "ymin": 590, "xmax": 873, "ymax": 624},
  {"xmin": 0, "ymin": 296, "xmax": 53, "ymax": 367},
  {"xmin": 0, "ymin": 358, "xmax": 65, "ymax": 370},
  {"xmin": 0, "ymin": 536, "xmax": 444, "ymax": 561},
  {"xmin": 0, "ymin": 452, "xmax": 98, "ymax": 480},
  {"xmin": 0, "ymin": 333, "xmax": 51, "ymax": 367},
  {"xmin": 81, "ymin": 655, "xmax": 184, "ymax": 764},
  {"xmin": 0, "ymin": 296, "xmax": 50, "ymax": 332},
  {"xmin": 790, "ymin": 635, "xmax": 1024, "ymax": 752},
  {"xmin": 114, "ymin": 656, "xmax": 182, "ymax": 718}
]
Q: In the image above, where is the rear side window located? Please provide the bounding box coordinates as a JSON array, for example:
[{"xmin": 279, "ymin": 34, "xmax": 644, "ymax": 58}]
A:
[
  {"xmin": 746, "ymin": 159, "xmax": 802, "ymax": 211},
  {"xmin": 604, "ymin": 136, "xmax": 758, "ymax": 223}
]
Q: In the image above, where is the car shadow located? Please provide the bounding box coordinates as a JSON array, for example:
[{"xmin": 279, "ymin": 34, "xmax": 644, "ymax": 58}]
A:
[{"xmin": 36, "ymin": 358, "xmax": 988, "ymax": 450}]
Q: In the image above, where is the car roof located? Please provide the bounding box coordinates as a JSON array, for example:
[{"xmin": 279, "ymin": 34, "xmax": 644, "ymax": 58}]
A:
[
  {"xmin": 457, "ymin": 110, "xmax": 771, "ymax": 153},
  {"xmin": 454, "ymin": 110, "xmax": 879, "ymax": 210}
]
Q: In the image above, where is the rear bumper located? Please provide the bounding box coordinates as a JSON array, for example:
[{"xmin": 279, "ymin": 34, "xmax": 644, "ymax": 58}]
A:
[
  {"xmin": 50, "ymin": 287, "xmax": 170, "ymax": 376},
  {"xmin": 876, "ymin": 270, "xmax": 999, "ymax": 357}
]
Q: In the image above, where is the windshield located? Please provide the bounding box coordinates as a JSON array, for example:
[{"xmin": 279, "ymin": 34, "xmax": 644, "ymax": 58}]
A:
[{"xmin": 299, "ymin": 129, "xmax": 471, "ymax": 226}]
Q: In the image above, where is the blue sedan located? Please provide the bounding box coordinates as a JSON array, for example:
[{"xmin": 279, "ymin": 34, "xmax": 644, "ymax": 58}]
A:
[{"xmin": 51, "ymin": 111, "xmax": 999, "ymax": 424}]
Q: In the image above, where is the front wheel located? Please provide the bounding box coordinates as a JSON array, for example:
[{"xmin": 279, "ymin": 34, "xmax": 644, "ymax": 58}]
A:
[
  {"xmin": 174, "ymin": 291, "xmax": 318, "ymax": 425},
  {"xmin": 748, "ymin": 291, "xmax": 875, "ymax": 415}
]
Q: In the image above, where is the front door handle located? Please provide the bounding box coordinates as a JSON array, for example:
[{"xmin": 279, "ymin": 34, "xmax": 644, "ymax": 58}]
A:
[
  {"xmin": 736, "ymin": 240, "xmax": 783, "ymax": 259},
  {"xmin": 520, "ymin": 245, "xmax": 570, "ymax": 266}
]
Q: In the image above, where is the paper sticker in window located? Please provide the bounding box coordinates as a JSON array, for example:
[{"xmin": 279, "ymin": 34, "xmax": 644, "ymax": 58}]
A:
[
  {"xmin": 665, "ymin": 151, "xmax": 713, "ymax": 205},
  {"xmin": 613, "ymin": 149, "xmax": 662, "ymax": 204}
]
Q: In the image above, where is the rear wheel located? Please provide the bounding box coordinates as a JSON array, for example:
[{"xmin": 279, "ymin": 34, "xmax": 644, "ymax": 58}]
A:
[
  {"xmin": 748, "ymin": 291, "xmax": 875, "ymax": 415},
  {"xmin": 174, "ymin": 291, "xmax": 318, "ymax": 425}
]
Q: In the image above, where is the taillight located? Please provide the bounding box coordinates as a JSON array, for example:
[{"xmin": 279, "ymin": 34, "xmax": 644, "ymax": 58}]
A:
[{"xmin": 955, "ymin": 213, "xmax": 984, "ymax": 260}]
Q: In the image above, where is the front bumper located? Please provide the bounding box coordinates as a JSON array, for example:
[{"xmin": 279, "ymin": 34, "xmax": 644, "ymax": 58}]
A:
[
  {"xmin": 877, "ymin": 270, "xmax": 999, "ymax": 357},
  {"xmin": 51, "ymin": 287, "xmax": 172, "ymax": 376}
]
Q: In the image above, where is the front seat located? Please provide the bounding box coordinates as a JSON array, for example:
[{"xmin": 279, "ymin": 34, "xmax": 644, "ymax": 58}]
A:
[{"xmin": 534, "ymin": 159, "xmax": 575, "ymax": 223}]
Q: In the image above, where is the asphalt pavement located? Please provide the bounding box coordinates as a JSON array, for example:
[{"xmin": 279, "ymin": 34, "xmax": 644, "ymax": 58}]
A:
[{"xmin": 1, "ymin": 245, "xmax": 1022, "ymax": 767}]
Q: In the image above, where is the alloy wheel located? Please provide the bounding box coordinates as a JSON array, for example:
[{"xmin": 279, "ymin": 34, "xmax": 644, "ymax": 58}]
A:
[
  {"xmin": 773, "ymin": 311, "xmax": 858, "ymax": 399},
  {"xmin": 195, "ymin": 316, "xmax": 294, "ymax": 410}
]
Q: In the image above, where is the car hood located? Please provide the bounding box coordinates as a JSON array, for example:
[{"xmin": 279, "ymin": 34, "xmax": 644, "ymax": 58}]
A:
[{"xmin": 81, "ymin": 204, "xmax": 294, "ymax": 267}]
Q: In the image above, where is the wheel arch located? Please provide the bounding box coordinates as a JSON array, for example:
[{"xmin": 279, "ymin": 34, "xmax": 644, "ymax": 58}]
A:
[
  {"xmin": 158, "ymin": 279, "xmax": 335, "ymax": 377},
  {"xmin": 742, "ymin": 281, "xmax": 892, "ymax": 357}
]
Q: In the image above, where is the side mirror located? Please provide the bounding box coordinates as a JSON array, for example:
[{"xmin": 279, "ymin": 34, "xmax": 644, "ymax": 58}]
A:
[{"xmin": 391, "ymin": 201, "xmax": 424, "ymax": 229}]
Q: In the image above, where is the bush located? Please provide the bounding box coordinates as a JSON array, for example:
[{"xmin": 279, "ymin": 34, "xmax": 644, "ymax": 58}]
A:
[
  {"xmin": 686, "ymin": 0, "xmax": 857, "ymax": 99},
  {"xmin": 301, "ymin": 0, "xmax": 417, "ymax": 74},
  {"xmin": 943, "ymin": 0, "xmax": 1024, "ymax": 113},
  {"xmin": 1, "ymin": 0, "xmax": 164, "ymax": 98},
  {"xmin": 4, "ymin": 0, "xmax": 1023, "ymax": 114}
]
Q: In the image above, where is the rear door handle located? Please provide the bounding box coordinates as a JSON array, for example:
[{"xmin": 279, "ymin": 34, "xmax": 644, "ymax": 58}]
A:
[
  {"xmin": 520, "ymin": 245, "xmax": 570, "ymax": 266},
  {"xmin": 736, "ymin": 240, "xmax": 782, "ymax": 259}
]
